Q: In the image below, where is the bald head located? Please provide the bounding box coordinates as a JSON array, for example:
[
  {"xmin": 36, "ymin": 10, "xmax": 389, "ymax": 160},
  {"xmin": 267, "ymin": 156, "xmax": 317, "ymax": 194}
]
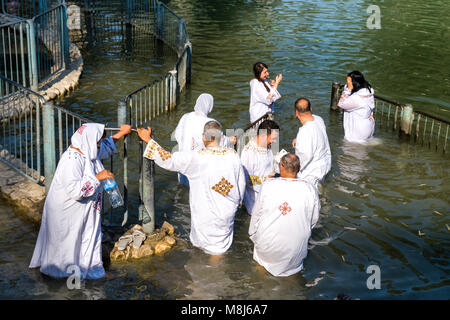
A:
[
  {"xmin": 280, "ymin": 153, "xmax": 300, "ymax": 177},
  {"xmin": 294, "ymin": 97, "xmax": 311, "ymax": 114}
]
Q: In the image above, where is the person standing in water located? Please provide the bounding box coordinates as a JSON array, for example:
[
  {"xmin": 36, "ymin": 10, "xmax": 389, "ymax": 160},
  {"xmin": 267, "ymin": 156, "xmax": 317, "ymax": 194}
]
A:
[
  {"xmin": 338, "ymin": 71, "xmax": 375, "ymax": 143},
  {"xmin": 249, "ymin": 62, "xmax": 282, "ymax": 123}
]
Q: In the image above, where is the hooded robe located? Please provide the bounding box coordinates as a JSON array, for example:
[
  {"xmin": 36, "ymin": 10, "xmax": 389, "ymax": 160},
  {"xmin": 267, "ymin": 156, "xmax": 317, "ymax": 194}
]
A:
[{"xmin": 29, "ymin": 123, "xmax": 117, "ymax": 279}]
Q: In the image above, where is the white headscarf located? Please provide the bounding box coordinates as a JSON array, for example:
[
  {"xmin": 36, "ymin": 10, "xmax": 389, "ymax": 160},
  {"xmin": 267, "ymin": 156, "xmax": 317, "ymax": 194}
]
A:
[
  {"xmin": 194, "ymin": 93, "xmax": 214, "ymax": 116},
  {"xmin": 71, "ymin": 123, "xmax": 105, "ymax": 161}
]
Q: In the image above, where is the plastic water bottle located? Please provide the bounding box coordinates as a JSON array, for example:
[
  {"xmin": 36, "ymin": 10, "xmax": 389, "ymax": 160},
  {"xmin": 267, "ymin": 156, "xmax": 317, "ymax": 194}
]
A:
[{"xmin": 104, "ymin": 178, "xmax": 124, "ymax": 208}]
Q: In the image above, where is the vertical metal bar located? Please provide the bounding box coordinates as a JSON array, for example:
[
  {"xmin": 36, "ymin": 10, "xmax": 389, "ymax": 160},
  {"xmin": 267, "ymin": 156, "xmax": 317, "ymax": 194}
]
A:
[
  {"xmin": 58, "ymin": 108, "xmax": 63, "ymax": 158},
  {"xmin": 118, "ymin": 100, "xmax": 128, "ymax": 226},
  {"xmin": 436, "ymin": 122, "xmax": 442, "ymax": 151},
  {"xmin": 42, "ymin": 102, "xmax": 56, "ymax": 192},
  {"xmin": 415, "ymin": 114, "xmax": 420, "ymax": 142},
  {"xmin": 444, "ymin": 124, "xmax": 448, "ymax": 153},
  {"xmin": 27, "ymin": 20, "xmax": 38, "ymax": 91}
]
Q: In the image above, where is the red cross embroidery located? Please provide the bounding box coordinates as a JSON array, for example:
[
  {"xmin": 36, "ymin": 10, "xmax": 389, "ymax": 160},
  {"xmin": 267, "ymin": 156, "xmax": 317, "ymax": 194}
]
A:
[
  {"xmin": 77, "ymin": 124, "xmax": 87, "ymax": 135},
  {"xmin": 279, "ymin": 202, "xmax": 291, "ymax": 215}
]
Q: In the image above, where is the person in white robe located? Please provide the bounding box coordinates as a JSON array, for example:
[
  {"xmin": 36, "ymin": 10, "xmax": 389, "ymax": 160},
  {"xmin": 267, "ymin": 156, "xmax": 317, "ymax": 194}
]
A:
[
  {"xmin": 240, "ymin": 119, "xmax": 279, "ymax": 214},
  {"xmin": 174, "ymin": 93, "xmax": 236, "ymax": 186},
  {"xmin": 249, "ymin": 153, "xmax": 320, "ymax": 277},
  {"xmin": 249, "ymin": 62, "xmax": 282, "ymax": 123},
  {"xmin": 338, "ymin": 70, "xmax": 375, "ymax": 143},
  {"xmin": 137, "ymin": 121, "xmax": 245, "ymax": 255},
  {"xmin": 292, "ymin": 97, "xmax": 331, "ymax": 186},
  {"xmin": 29, "ymin": 123, "xmax": 131, "ymax": 279}
]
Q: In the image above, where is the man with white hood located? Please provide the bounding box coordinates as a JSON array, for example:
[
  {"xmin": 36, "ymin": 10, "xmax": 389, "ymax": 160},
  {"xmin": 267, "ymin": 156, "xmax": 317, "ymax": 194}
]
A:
[
  {"xmin": 249, "ymin": 153, "xmax": 320, "ymax": 277},
  {"xmin": 174, "ymin": 93, "xmax": 236, "ymax": 186},
  {"xmin": 29, "ymin": 123, "xmax": 131, "ymax": 279},
  {"xmin": 138, "ymin": 121, "xmax": 245, "ymax": 256}
]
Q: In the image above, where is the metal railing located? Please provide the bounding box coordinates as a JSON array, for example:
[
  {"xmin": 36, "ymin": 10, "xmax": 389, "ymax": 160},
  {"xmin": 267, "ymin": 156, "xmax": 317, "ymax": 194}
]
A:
[
  {"xmin": 330, "ymin": 82, "xmax": 450, "ymax": 154},
  {"xmin": 0, "ymin": 75, "xmax": 125, "ymax": 224},
  {"xmin": 235, "ymin": 112, "xmax": 273, "ymax": 155},
  {"xmin": 115, "ymin": 0, "xmax": 190, "ymax": 232},
  {"xmin": 1, "ymin": 3, "xmax": 69, "ymax": 91}
]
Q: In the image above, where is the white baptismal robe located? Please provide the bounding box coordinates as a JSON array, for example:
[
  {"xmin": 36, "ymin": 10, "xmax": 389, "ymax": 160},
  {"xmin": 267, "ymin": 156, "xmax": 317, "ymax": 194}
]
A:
[
  {"xmin": 249, "ymin": 177, "xmax": 320, "ymax": 277},
  {"xmin": 143, "ymin": 139, "xmax": 245, "ymax": 255},
  {"xmin": 249, "ymin": 79, "xmax": 281, "ymax": 123},
  {"xmin": 295, "ymin": 115, "xmax": 332, "ymax": 184},
  {"xmin": 240, "ymin": 139, "xmax": 274, "ymax": 214},
  {"xmin": 338, "ymin": 86, "xmax": 375, "ymax": 143},
  {"xmin": 29, "ymin": 136, "xmax": 117, "ymax": 279}
]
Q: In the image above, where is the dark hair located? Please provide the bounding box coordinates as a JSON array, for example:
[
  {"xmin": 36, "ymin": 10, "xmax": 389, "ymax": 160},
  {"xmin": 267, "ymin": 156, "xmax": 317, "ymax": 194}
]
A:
[
  {"xmin": 253, "ymin": 62, "xmax": 270, "ymax": 93},
  {"xmin": 280, "ymin": 153, "xmax": 300, "ymax": 174},
  {"xmin": 203, "ymin": 120, "xmax": 222, "ymax": 142},
  {"xmin": 294, "ymin": 97, "xmax": 311, "ymax": 114},
  {"xmin": 257, "ymin": 120, "xmax": 280, "ymax": 136},
  {"xmin": 347, "ymin": 70, "xmax": 372, "ymax": 95}
]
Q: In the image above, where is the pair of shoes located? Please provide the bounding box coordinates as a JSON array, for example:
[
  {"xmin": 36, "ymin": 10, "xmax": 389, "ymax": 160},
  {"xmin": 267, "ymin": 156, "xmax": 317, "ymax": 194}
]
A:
[
  {"xmin": 132, "ymin": 230, "xmax": 146, "ymax": 249},
  {"xmin": 117, "ymin": 230, "xmax": 147, "ymax": 251}
]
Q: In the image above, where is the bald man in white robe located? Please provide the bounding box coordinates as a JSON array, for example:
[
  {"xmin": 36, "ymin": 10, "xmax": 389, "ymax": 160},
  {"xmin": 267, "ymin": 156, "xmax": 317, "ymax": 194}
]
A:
[
  {"xmin": 138, "ymin": 121, "xmax": 245, "ymax": 255},
  {"xmin": 292, "ymin": 98, "xmax": 331, "ymax": 186},
  {"xmin": 249, "ymin": 153, "xmax": 320, "ymax": 277}
]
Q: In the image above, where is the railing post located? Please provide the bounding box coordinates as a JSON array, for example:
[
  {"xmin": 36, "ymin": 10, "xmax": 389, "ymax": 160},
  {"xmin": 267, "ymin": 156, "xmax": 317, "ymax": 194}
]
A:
[
  {"xmin": 27, "ymin": 20, "xmax": 39, "ymax": 91},
  {"xmin": 42, "ymin": 102, "xmax": 56, "ymax": 192},
  {"xmin": 400, "ymin": 104, "xmax": 414, "ymax": 135},
  {"xmin": 156, "ymin": 1, "xmax": 164, "ymax": 40},
  {"xmin": 118, "ymin": 100, "xmax": 128, "ymax": 226},
  {"xmin": 140, "ymin": 157, "xmax": 155, "ymax": 234},
  {"xmin": 61, "ymin": 4, "xmax": 70, "ymax": 68},
  {"xmin": 185, "ymin": 41, "xmax": 192, "ymax": 85},
  {"xmin": 330, "ymin": 81, "xmax": 341, "ymax": 111},
  {"xmin": 169, "ymin": 69, "xmax": 177, "ymax": 109}
]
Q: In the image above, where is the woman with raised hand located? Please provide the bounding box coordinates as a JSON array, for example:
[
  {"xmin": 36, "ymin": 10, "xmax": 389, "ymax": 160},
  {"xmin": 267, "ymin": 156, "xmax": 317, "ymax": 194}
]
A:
[
  {"xmin": 249, "ymin": 62, "xmax": 282, "ymax": 123},
  {"xmin": 338, "ymin": 70, "xmax": 375, "ymax": 143}
]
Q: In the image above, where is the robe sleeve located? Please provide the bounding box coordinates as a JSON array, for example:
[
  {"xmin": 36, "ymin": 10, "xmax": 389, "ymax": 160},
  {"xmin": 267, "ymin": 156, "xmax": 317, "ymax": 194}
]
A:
[
  {"xmin": 61, "ymin": 157, "xmax": 101, "ymax": 201},
  {"xmin": 98, "ymin": 137, "xmax": 118, "ymax": 160},
  {"xmin": 174, "ymin": 114, "xmax": 186, "ymax": 146},
  {"xmin": 295, "ymin": 132, "xmax": 314, "ymax": 174},
  {"xmin": 143, "ymin": 138, "xmax": 194, "ymax": 175},
  {"xmin": 248, "ymin": 184, "xmax": 265, "ymax": 238},
  {"xmin": 338, "ymin": 86, "xmax": 359, "ymax": 111},
  {"xmin": 237, "ymin": 163, "xmax": 246, "ymax": 203},
  {"xmin": 251, "ymin": 80, "xmax": 280, "ymax": 106},
  {"xmin": 310, "ymin": 187, "xmax": 320, "ymax": 229}
]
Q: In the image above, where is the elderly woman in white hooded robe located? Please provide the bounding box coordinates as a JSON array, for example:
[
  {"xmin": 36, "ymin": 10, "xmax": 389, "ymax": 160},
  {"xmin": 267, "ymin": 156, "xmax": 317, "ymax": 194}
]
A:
[
  {"xmin": 29, "ymin": 123, "xmax": 130, "ymax": 279},
  {"xmin": 174, "ymin": 93, "xmax": 235, "ymax": 186}
]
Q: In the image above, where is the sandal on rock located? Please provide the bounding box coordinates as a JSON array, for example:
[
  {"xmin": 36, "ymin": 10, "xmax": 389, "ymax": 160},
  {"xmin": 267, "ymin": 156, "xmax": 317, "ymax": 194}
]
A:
[
  {"xmin": 132, "ymin": 230, "xmax": 147, "ymax": 249},
  {"xmin": 117, "ymin": 234, "xmax": 133, "ymax": 251}
]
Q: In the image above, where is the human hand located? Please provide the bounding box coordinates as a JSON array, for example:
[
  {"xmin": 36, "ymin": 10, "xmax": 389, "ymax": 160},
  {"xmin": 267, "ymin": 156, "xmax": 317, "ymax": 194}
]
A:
[
  {"xmin": 292, "ymin": 138, "xmax": 296, "ymax": 149},
  {"xmin": 112, "ymin": 124, "xmax": 132, "ymax": 141},
  {"xmin": 120, "ymin": 124, "xmax": 132, "ymax": 135},
  {"xmin": 346, "ymin": 76, "xmax": 353, "ymax": 91},
  {"xmin": 137, "ymin": 126, "xmax": 152, "ymax": 143},
  {"xmin": 275, "ymin": 73, "xmax": 283, "ymax": 85},
  {"xmin": 96, "ymin": 169, "xmax": 114, "ymax": 181},
  {"xmin": 270, "ymin": 79, "xmax": 276, "ymax": 87}
]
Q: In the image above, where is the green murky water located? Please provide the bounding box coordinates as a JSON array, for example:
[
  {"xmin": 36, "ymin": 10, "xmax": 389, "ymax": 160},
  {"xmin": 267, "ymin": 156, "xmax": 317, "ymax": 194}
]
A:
[{"xmin": 1, "ymin": 0, "xmax": 449, "ymax": 299}]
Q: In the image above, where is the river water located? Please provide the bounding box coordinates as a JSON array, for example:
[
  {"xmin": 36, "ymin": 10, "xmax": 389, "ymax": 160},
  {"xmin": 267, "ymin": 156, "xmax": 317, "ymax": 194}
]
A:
[{"xmin": 0, "ymin": 0, "xmax": 449, "ymax": 299}]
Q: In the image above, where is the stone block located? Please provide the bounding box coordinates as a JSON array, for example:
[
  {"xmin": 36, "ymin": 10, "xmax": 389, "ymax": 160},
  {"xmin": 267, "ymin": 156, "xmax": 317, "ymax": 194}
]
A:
[
  {"xmin": 154, "ymin": 241, "xmax": 172, "ymax": 255},
  {"xmin": 161, "ymin": 221, "xmax": 175, "ymax": 235},
  {"xmin": 164, "ymin": 236, "xmax": 176, "ymax": 247}
]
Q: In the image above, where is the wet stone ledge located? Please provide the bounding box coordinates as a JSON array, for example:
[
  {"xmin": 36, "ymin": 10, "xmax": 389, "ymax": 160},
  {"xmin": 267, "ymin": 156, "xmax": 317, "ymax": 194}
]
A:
[
  {"xmin": 38, "ymin": 42, "xmax": 83, "ymax": 101},
  {"xmin": 0, "ymin": 161, "xmax": 45, "ymax": 224}
]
